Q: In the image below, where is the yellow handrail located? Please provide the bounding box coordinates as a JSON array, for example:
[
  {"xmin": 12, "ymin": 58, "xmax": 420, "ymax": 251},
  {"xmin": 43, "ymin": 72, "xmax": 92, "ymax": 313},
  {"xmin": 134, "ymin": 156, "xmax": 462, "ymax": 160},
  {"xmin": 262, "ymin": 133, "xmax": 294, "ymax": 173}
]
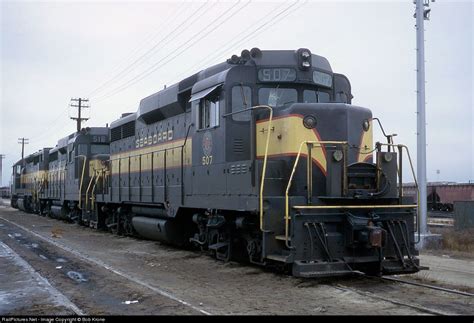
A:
[
  {"xmin": 77, "ymin": 155, "xmax": 87, "ymax": 209},
  {"xmin": 85, "ymin": 172, "xmax": 96, "ymax": 211},
  {"xmin": 257, "ymin": 105, "xmax": 273, "ymax": 232},
  {"xmin": 378, "ymin": 143, "xmax": 420, "ymax": 241},
  {"xmin": 90, "ymin": 171, "xmax": 102, "ymax": 211},
  {"xmin": 284, "ymin": 140, "xmax": 348, "ymax": 248}
]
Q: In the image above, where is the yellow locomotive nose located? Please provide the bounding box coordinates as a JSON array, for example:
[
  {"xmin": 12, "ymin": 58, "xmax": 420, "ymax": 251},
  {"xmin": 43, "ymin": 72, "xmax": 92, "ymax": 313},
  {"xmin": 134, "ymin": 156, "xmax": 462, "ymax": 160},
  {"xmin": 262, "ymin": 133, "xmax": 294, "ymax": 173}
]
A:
[{"xmin": 256, "ymin": 113, "xmax": 328, "ymax": 176}]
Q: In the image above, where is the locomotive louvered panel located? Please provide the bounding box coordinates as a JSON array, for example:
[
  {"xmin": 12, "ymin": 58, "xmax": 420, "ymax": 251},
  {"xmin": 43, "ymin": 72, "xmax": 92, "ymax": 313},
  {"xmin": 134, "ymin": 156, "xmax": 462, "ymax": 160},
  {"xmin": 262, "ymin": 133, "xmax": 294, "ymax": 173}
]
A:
[
  {"xmin": 111, "ymin": 127, "xmax": 121, "ymax": 142},
  {"xmin": 121, "ymin": 121, "xmax": 135, "ymax": 139},
  {"xmin": 233, "ymin": 138, "xmax": 244, "ymax": 154},
  {"xmin": 230, "ymin": 164, "xmax": 247, "ymax": 175},
  {"xmin": 230, "ymin": 164, "xmax": 240, "ymax": 174}
]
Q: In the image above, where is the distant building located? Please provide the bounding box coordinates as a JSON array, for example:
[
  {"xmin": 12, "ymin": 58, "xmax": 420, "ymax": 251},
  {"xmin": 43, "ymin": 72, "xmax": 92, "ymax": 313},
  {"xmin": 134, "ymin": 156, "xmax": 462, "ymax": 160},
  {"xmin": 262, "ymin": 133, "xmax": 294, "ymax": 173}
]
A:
[{"xmin": 0, "ymin": 186, "xmax": 11, "ymax": 199}]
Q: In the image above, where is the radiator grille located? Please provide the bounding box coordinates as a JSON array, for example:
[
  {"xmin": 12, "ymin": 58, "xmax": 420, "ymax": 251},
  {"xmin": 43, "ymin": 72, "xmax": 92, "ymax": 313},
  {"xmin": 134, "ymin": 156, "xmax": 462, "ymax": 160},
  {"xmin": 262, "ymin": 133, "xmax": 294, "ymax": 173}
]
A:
[
  {"xmin": 233, "ymin": 138, "xmax": 244, "ymax": 154},
  {"xmin": 111, "ymin": 127, "xmax": 121, "ymax": 142},
  {"xmin": 111, "ymin": 121, "xmax": 135, "ymax": 142}
]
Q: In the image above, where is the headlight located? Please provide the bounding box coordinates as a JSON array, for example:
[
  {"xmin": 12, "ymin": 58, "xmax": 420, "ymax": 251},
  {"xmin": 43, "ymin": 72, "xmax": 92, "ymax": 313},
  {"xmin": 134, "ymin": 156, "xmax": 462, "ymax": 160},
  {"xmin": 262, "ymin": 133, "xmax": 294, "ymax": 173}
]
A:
[
  {"xmin": 363, "ymin": 119, "xmax": 370, "ymax": 131},
  {"xmin": 303, "ymin": 115, "xmax": 317, "ymax": 129},
  {"xmin": 384, "ymin": 153, "xmax": 393, "ymax": 162}
]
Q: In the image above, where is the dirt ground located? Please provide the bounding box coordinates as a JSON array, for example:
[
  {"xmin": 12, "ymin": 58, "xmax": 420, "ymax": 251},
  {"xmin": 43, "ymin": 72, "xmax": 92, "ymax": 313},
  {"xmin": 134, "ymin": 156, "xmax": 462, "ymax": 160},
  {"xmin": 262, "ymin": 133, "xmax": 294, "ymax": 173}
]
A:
[
  {"xmin": 0, "ymin": 202, "xmax": 473, "ymax": 315},
  {"xmin": 0, "ymin": 241, "xmax": 77, "ymax": 315},
  {"xmin": 428, "ymin": 226, "xmax": 474, "ymax": 255}
]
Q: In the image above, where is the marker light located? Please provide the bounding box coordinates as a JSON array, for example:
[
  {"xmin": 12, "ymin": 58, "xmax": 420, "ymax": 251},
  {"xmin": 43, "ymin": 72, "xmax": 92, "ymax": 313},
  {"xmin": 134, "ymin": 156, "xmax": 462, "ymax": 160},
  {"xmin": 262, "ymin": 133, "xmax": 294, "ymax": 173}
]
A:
[
  {"xmin": 333, "ymin": 150, "xmax": 343, "ymax": 162},
  {"xmin": 384, "ymin": 153, "xmax": 393, "ymax": 163}
]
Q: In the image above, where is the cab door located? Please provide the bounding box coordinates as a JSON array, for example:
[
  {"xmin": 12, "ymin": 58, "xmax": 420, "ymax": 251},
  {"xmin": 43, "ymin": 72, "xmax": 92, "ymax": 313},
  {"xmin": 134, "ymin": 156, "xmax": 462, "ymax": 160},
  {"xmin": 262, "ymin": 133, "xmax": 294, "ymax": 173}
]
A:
[
  {"xmin": 225, "ymin": 84, "xmax": 254, "ymax": 195},
  {"xmin": 190, "ymin": 86, "xmax": 226, "ymax": 196}
]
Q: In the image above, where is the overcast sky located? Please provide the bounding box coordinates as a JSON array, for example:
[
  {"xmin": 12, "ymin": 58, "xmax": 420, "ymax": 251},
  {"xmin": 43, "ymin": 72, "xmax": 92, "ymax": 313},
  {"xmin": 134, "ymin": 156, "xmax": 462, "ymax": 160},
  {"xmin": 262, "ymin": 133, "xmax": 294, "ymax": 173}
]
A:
[{"xmin": 1, "ymin": 0, "xmax": 472, "ymax": 186}]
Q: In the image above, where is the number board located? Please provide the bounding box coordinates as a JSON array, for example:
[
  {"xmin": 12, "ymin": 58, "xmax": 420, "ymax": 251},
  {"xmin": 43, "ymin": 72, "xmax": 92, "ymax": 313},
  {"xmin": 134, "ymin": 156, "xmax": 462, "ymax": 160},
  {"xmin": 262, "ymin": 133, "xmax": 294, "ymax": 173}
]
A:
[
  {"xmin": 258, "ymin": 68, "xmax": 297, "ymax": 82},
  {"xmin": 92, "ymin": 135, "xmax": 107, "ymax": 143}
]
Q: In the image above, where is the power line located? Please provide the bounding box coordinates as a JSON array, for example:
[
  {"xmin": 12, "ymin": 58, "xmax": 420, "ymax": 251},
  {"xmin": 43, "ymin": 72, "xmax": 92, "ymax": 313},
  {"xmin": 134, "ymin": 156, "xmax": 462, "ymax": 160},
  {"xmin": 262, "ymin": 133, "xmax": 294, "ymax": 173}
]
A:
[
  {"xmin": 88, "ymin": 1, "xmax": 210, "ymax": 98},
  {"xmin": 13, "ymin": 5, "xmax": 192, "ymax": 144},
  {"xmin": 94, "ymin": 0, "xmax": 252, "ymax": 103},
  {"xmin": 88, "ymin": 1, "xmax": 188, "ymax": 96},
  {"xmin": 27, "ymin": 107, "xmax": 70, "ymax": 142},
  {"xmin": 178, "ymin": 0, "xmax": 304, "ymax": 81}
]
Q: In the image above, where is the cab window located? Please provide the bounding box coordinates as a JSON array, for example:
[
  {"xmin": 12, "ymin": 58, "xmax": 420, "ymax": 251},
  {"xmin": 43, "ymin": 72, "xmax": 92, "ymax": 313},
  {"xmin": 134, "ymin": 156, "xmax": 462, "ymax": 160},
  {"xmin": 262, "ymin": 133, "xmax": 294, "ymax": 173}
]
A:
[
  {"xmin": 258, "ymin": 87, "xmax": 297, "ymax": 108},
  {"xmin": 232, "ymin": 86, "xmax": 252, "ymax": 121},
  {"xmin": 68, "ymin": 149, "xmax": 74, "ymax": 163},
  {"xmin": 91, "ymin": 145, "xmax": 110, "ymax": 155},
  {"xmin": 198, "ymin": 95, "xmax": 220, "ymax": 129},
  {"xmin": 78, "ymin": 144, "xmax": 88, "ymax": 156},
  {"xmin": 303, "ymin": 90, "xmax": 331, "ymax": 103}
]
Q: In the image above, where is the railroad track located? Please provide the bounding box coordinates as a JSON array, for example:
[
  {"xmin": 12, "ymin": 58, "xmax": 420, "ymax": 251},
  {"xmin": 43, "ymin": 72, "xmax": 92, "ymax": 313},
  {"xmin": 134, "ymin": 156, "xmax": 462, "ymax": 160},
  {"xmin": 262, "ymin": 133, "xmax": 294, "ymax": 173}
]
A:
[
  {"xmin": 379, "ymin": 276, "xmax": 474, "ymax": 297},
  {"xmin": 2, "ymin": 208, "xmax": 471, "ymax": 315},
  {"xmin": 428, "ymin": 217, "xmax": 454, "ymax": 227},
  {"xmin": 331, "ymin": 273, "xmax": 473, "ymax": 316},
  {"xmin": 332, "ymin": 284, "xmax": 454, "ymax": 316},
  {"xmin": 0, "ymin": 215, "xmax": 211, "ymax": 315}
]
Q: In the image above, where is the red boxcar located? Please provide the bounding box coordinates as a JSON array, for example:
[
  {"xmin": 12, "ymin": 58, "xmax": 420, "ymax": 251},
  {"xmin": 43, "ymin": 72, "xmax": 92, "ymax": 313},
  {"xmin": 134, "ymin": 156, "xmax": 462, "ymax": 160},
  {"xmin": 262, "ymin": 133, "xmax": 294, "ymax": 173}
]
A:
[{"xmin": 402, "ymin": 182, "xmax": 474, "ymax": 212}]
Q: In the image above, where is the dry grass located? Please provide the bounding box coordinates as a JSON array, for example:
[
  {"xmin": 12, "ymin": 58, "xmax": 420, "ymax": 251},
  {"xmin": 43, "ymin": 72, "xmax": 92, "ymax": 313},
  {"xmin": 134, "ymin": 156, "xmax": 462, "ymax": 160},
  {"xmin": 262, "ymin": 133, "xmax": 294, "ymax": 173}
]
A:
[{"xmin": 430, "ymin": 227, "xmax": 474, "ymax": 252}]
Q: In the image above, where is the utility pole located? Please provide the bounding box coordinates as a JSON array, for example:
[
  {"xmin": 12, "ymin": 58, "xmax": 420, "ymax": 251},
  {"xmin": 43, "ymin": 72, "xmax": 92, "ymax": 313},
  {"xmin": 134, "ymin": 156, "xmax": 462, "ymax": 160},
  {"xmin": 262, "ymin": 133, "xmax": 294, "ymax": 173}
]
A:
[
  {"xmin": 414, "ymin": 0, "xmax": 433, "ymax": 246},
  {"xmin": 70, "ymin": 98, "xmax": 90, "ymax": 132},
  {"xmin": 18, "ymin": 138, "xmax": 29, "ymax": 164},
  {"xmin": 0, "ymin": 154, "xmax": 4, "ymax": 186}
]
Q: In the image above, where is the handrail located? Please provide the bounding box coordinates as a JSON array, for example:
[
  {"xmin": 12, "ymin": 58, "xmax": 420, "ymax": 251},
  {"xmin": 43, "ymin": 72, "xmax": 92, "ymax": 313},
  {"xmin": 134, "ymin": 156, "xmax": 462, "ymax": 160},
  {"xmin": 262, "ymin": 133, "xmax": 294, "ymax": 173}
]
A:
[
  {"xmin": 377, "ymin": 142, "xmax": 421, "ymax": 243},
  {"xmin": 256, "ymin": 105, "xmax": 274, "ymax": 232},
  {"xmin": 90, "ymin": 171, "xmax": 102, "ymax": 211},
  {"xmin": 109, "ymin": 139, "xmax": 189, "ymax": 162},
  {"xmin": 85, "ymin": 172, "xmax": 96, "ymax": 211},
  {"xmin": 76, "ymin": 155, "xmax": 87, "ymax": 209},
  {"xmin": 284, "ymin": 140, "xmax": 348, "ymax": 249},
  {"xmin": 223, "ymin": 104, "xmax": 274, "ymax": 232},
  {"xmin": 180, "ymin": 123, "xmax": 194, "ymax": 204}
]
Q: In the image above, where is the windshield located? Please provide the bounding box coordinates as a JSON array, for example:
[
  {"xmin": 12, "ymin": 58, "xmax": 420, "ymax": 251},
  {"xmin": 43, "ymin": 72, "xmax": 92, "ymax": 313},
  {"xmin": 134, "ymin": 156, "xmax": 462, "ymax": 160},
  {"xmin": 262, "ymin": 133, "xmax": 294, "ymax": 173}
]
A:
[
  {"xmin": 91, "ymin": 144, "xmax": 109, "ymax": 155},
  {"xmin": 303, "ymin": 90, "xmax": 331, "ymax": 103},
  {"xmin": 258, "ymin": 87, "xmax": 297, "ymax": 108}
]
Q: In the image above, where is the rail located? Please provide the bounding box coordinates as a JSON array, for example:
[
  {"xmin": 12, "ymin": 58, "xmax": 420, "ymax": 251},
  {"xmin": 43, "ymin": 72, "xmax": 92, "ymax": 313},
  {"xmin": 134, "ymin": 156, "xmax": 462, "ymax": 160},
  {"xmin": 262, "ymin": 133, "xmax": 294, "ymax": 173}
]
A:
[{"xmin": 284, "ymin": 140, "xmax": 348, "ymax": 248}]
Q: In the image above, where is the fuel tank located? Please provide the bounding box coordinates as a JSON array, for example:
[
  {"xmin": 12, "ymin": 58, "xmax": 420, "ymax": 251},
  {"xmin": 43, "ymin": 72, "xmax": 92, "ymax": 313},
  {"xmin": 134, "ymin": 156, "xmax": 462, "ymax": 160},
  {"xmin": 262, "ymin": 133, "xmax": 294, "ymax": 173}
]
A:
[{"xmin": 132, "ymin": 216, "xmax": 188, "ymax": 246}]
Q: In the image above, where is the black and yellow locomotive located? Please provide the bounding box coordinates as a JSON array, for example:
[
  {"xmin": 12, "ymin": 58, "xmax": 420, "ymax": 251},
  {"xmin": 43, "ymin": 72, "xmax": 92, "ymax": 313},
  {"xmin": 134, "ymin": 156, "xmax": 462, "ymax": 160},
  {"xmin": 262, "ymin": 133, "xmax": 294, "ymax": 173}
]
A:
[
  {"xmin": 11, "ymin": 127, "xmax": 109, "ymax": 222},
  {"xmin": 12, "ymin": 48, "xmax": 420, "ymax": 277}
]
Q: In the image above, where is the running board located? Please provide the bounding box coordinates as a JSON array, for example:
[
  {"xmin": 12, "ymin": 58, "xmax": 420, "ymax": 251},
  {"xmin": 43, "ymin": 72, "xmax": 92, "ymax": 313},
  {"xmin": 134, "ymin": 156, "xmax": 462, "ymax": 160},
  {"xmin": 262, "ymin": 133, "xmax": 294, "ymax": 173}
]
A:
[
  {"xmin": 293, "ymin": 205, "xmax": 417, "ymax": 210},
  {"xmin": 292, "ymin": 260, "xmax": 358, "ymax": 278}
]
